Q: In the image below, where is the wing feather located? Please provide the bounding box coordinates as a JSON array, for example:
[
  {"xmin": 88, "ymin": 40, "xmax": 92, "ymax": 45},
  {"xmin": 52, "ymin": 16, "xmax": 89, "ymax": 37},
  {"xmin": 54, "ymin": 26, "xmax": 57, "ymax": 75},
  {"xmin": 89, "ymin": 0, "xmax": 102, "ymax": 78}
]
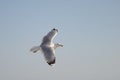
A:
[
  {"xmin": 41, "ymin": 29, "xmax": 58, "ymax": 45},
  {"xmin": 41, "ymin": 46, "xmax": 55, "ymax": 65}
]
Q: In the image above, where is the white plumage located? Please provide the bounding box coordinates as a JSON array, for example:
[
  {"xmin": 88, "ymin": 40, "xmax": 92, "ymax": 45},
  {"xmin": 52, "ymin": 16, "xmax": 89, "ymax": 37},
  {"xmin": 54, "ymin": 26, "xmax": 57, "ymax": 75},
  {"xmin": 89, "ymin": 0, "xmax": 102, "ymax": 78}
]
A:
[{"xmin": 30, "ymin": 28, "xmax": 63, "ymax": 66}]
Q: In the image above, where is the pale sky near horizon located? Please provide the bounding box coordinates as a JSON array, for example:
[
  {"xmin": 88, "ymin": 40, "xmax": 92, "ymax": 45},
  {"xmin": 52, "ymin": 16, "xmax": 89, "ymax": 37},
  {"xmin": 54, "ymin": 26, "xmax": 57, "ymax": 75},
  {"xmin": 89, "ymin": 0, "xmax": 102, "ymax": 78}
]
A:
[{"xmin": 0, "ymin": 0, "xmax": 120, "ymax": 80}]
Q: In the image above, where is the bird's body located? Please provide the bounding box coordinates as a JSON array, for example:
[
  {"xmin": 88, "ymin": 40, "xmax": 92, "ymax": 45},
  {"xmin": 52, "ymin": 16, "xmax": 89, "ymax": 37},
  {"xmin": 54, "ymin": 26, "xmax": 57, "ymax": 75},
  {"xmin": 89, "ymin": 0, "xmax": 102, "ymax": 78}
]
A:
[{"xmin": 30, "ymin": 28, "xmax": 63, "ymax": 66}]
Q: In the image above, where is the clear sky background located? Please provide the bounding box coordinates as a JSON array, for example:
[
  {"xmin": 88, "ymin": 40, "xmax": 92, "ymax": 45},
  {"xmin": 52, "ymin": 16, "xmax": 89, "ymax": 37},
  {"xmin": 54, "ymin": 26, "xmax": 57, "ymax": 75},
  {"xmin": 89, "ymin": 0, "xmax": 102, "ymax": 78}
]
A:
[{"xmin": 0, "ymin": 0, "xmax": 120, "ymax": 80}]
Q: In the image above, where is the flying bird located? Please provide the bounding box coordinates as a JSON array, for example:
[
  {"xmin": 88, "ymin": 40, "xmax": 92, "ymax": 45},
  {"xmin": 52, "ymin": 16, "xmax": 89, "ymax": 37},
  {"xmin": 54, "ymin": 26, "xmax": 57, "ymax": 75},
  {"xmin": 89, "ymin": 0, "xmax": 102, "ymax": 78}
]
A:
[{"xmin": 30, "ymin": 28, "xmax": 63, "ymax": 66}]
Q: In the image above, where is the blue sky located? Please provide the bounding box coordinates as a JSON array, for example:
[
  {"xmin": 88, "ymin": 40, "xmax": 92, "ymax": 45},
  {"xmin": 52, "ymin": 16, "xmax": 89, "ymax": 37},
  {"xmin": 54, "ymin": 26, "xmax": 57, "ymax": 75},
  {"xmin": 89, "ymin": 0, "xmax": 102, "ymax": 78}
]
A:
[{"xmin": 0, "ymin": 0, "xmax": 120, "ymax": 80}]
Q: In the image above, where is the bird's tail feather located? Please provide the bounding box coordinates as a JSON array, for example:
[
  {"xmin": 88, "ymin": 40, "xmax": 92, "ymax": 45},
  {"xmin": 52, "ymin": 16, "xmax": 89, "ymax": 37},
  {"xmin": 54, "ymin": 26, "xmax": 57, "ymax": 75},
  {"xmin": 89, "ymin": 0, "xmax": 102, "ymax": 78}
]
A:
[{"xmin": 30, "ymin": 46, "xmax": 40, "ymax": 53}]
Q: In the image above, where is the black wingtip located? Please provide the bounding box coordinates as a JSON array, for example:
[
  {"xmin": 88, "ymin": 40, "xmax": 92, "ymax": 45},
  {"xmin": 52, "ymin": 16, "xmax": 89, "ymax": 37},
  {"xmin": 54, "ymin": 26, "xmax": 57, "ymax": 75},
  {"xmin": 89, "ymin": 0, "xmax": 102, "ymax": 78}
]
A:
[
  {"xmin": 53, "ymin": 28, "xmax": 56, "ymax": 30},
  {"xmin": 47, "ymin": 59, "xmax": 55, "ymax": 66}
]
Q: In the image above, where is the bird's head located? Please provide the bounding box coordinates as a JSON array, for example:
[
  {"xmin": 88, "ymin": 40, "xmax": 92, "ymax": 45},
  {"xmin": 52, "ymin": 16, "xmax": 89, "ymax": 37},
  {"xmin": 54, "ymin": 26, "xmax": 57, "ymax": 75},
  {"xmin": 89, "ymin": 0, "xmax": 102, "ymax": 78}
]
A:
[{"xmin": 56, "ymin": 43, "xmax": 63, "ymax": 47}]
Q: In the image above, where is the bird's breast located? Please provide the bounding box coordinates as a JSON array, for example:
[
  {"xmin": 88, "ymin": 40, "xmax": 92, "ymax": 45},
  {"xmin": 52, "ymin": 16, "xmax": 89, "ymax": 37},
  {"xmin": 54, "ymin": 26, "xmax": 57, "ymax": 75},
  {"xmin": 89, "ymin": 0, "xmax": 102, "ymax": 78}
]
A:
[{"xmin": 50, "ymin": 43, "xmax": 54, "ymax": 48}]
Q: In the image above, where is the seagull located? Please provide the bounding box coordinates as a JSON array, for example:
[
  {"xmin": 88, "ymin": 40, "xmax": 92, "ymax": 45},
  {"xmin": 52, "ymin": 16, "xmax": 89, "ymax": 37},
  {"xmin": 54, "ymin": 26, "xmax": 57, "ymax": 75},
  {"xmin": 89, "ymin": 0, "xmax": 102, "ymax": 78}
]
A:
[{"xmin": 30, "ymin": 28, "xmax": 63, "ymax": 66}]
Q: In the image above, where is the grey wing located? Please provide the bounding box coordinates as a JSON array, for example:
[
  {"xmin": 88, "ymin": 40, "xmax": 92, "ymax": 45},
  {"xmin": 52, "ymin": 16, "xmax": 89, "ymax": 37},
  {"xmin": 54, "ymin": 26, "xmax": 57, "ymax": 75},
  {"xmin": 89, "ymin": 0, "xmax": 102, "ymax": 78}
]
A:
[
  {"xmin": 42, "ymin": 47, "xmax": 56, "ymax": 65},
  {"xmin": 41, "ymin": 29, "xmax": 58, "ymax": 45}
]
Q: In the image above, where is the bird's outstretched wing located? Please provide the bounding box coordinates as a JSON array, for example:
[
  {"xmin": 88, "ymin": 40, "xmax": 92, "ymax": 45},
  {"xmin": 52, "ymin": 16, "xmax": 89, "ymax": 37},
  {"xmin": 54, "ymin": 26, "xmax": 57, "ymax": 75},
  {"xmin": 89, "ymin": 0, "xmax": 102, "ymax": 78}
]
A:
[
  {"xmin": 41, "ymin": 46, "xmax": 56, "ymax": 66},
  {"xmin": 41, "ymin": 28, "xmax": 58, "ymax": 45}
]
